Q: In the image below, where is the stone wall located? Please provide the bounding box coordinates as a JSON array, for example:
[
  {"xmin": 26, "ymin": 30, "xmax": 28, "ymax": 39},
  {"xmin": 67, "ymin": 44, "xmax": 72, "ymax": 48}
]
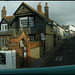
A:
[
  {"xmin": 8, "ymin": 32, "xmax": 30, "ymax": 68},
  {"xmin": 46, "ymin": 24, "xmax": 56, "ymax": 53},
  {"xmin": 8, "ymin": 32, "xmax": 42, "ymax": 68},
  {"xmin": 30, "ymin": 46, "xmax": 44, "ymax": 64},
  {"xmin": 45, "ymin": 35, "xmax": 54, "ymax": 53}
]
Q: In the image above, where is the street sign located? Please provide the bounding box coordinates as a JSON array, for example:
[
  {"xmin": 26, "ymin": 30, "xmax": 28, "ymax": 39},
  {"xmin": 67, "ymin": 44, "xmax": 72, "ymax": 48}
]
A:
[{"xmin": 41, "ymin": 33, "xmax": 46, "ymax": 40}]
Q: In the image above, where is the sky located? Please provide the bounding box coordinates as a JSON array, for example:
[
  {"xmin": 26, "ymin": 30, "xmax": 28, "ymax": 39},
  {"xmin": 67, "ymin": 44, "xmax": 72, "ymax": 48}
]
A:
[{"xmin": 0, "ymin": 1, "xmax": 75, "ymax": 26}]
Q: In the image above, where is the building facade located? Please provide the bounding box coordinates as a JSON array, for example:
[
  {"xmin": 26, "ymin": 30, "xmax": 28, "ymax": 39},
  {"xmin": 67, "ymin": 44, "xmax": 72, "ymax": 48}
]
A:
[
  {"xmin": 62, "ymin": 25, "xmax": 75, "ymax": 39},
  {"xmin": 0, "ymin": 2, "xmax": 56, "ymax": 68}
]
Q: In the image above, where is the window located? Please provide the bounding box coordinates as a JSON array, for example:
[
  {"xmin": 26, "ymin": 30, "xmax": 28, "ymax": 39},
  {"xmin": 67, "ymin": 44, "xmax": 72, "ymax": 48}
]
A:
[
  {"xmin": 0, "ymin": 53, "xmax": 6, "ymax": 64},
  {"xmin": 29, "ymin": 17, "xmax": 34, "ymax": 27},
  {"xmin": 54, "ymin": 26, "xmax": 57, "ymax": 32},
  {"xmin": 20, "ymin": 17, "xmax": 28, "ymax": 27},
  {"xmin": 29, "ymin": 36, "xmax": 34, "ymax": 41},
  {"xmin": 1, "ymin": 24, "xmax": 8, "ymax": 31},
  {"xmin": 20, "ymin": 17, "xmax": 34, "ymax": 28},
  {"xmin": 0, "ymin": 38, "xmax": 5, "ymax": 47}
]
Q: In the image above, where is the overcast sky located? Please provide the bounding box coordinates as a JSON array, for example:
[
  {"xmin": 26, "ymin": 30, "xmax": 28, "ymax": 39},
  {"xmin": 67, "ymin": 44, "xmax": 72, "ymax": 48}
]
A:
[{"xmin": 0, "ymin": 1, "xmax": 75, "ymax": 26}]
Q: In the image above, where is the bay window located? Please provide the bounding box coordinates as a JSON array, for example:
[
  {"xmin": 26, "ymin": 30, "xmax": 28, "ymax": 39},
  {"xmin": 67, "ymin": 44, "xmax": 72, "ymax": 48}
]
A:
[{"xmin": 1, "ymin": 24, "xmax": 8, "ymax": 31}]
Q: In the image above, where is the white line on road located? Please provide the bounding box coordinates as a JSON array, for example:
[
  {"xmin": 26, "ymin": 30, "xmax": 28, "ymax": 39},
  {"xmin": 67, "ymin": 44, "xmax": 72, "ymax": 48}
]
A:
[
  {"xmin": 59, "ymin": 56, "xmax": 63, "ymax": 61},
  {"xmin": 55, "ymin": 56, "xmax": 59, "ymax": 61},
  {"xmin": 55, "ymin": 56, "xmax": 63, "ymax": 61}
]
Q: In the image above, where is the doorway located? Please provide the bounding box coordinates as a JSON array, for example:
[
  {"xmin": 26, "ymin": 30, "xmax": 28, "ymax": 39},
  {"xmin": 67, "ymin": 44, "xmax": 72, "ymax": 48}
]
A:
[{"xmin": 19, "ymin": 38, "xmax": 27, "ymax": 68}]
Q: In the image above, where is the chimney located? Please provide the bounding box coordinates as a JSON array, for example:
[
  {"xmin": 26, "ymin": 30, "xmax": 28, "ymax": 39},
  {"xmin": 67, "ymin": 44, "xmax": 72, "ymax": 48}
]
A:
[
  {"xmin": 1, "ymin": 6, "xmax": 6, "ymax": 19},
  {"xmin": 37, "ymin": 2, "xmax": 42, "ymax": 13},
  {"xmin": 44, "ymin": 2, "xmax": 49, "ymax": 20}
]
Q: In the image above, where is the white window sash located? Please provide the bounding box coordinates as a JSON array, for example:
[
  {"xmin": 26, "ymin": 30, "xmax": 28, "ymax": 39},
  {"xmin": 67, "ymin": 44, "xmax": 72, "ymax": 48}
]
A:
[
  {"xmin": 20, "ymin": 17, "xmax": 28, "ymax": 27},
  {"xmin": 1, "ymin": 24, "xmax": 8, "ymax": 31},
  {"xmin": 29, "ymin": 17, "xmax": 34, "ymax": 27}
]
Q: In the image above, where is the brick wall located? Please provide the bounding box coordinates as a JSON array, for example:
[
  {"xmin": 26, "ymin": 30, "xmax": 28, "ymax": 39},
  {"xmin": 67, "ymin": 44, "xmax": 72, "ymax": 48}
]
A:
[
  {"xmin": 8, "ymin": 32, "xmax": 30, "ymax": 68},
  {"xmin": 8, "ymin": 32, "xmax": 42, "ymax": 68}
]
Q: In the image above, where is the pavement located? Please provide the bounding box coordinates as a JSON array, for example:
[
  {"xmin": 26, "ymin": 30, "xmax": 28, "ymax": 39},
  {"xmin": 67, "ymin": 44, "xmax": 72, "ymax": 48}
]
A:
[{"xmin": 29, "ymin": 39, "xmax": 69, "ymax": 68}]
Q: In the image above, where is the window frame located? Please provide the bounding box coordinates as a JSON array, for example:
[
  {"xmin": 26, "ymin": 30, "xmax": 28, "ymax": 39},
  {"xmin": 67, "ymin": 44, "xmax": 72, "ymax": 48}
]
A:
[
  {"xmin": 20, "ymin": 16, "xmax": 34, "ymax": 28},
  {"xmin": 20, "ymin": 17, "xmax": 28, "ymax": 28},
  {"xmin": 29, "ymin": 17, "xmax": 34, "ymax": 27},
  {"xmin": 1, "ymin": 24, "xmax": 8, "ymax": 31},
  {"xmin": 29, "ymin": 36, "xmax": 35, "ymax": 41},
  {"xmin": 0, "ymin": 38, "xmax": 5, "ymax": 47}
]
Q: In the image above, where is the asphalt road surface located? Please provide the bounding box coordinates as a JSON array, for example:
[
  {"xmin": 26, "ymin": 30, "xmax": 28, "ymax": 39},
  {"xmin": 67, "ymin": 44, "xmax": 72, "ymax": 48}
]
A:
[{"xmin": 43, "ymin": 37, "xmax": 75, "ymax": 67}]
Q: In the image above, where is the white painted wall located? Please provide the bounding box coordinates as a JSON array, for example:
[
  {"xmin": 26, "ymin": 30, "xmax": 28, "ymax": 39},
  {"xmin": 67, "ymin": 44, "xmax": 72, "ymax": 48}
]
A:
[
  {"xmin": 0, "ymin": 50, "xmax": 16, "ymax": 69},
  {"xmin": 69, "ymin": 25, "xmax": 75, "ymax": 31},
  {"xmin": 57, "ymin": 26, "xmax": 66, "ymax": 40}
]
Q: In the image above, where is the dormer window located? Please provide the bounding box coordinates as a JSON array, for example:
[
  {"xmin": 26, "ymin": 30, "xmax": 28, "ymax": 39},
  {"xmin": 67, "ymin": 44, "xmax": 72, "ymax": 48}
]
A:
[{"xmin": 1, "ymin": 24, "xmax": 8, "ymax": 31}]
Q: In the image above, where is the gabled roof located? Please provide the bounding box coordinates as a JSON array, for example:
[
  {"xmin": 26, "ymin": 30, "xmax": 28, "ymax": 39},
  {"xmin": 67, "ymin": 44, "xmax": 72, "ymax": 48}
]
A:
[{"xmin": 13, "ymin": 2, "xmax": 47, "ymax": 22}]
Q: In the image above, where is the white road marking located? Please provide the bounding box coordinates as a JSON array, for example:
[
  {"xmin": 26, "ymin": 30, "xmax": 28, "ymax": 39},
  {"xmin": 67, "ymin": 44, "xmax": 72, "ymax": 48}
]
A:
[
  {"xmin": 55, "ymin": 56, "xmax": 59, "ymax": 61},
  {"xmin": 59, "ymin": 56, "xmax": 63, "ymax": 61},
  {"xmin": 55, "ymin": 56, "xmax": 63, "ymax": 61}
]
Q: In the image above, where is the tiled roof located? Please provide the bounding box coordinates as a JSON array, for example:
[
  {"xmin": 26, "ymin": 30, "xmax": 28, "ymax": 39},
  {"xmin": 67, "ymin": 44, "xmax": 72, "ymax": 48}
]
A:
[
  {"xmin": 13, "ymin": 2, "xmax": 47, "ymax": 21},
  {"xmin": 22, "ymin": 2, "xmax": 45, "ymax": 18},
  {"xmin": 4, "ymin": 15, "xmax": 15, "ymax": 24}
]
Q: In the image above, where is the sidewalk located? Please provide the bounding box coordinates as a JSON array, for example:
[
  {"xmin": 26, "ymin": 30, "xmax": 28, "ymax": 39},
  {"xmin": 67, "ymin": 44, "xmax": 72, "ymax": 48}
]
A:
[{"xmin": 29, "ymin": 40, "xmax": 68, "ymax": 68}]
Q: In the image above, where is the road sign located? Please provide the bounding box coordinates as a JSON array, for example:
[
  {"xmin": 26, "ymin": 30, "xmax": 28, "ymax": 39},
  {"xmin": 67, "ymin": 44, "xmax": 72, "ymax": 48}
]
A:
[{"xmin": 41, "ymin": 33, "xmax": 46, "ymax": 40}]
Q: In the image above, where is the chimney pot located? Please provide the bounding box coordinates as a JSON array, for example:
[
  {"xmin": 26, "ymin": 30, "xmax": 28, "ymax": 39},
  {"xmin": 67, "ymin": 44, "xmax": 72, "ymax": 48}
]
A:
[
  {"xmin": 46, "ymin": 2, "xmax": 48, "ymax": 6},
  {"xmin": 2, "ymin": 6, "xmax": 5, "ymax": 10},
  {"xmin": 37, "ymin": 2, "xmax": 42, "ymax": 13},
  {"xmin": 44, "ymin": 2, "xmax": 49, "ymax": 20},
  {"xmin": 1, "ymin": 6, "xmax": 6, "ymax": 19}
]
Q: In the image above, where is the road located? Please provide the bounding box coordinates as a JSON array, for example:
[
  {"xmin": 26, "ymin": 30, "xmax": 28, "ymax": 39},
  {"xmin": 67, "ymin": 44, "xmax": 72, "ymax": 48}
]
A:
[{"xmin": 43, "ymin": 37, "xmax": 75, "ymax": 67}]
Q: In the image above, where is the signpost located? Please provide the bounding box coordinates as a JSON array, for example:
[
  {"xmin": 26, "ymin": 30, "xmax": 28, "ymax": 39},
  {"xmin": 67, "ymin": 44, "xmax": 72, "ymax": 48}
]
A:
[
  {"xmin": 41, "ymin": 33, "xmax": 46, "ymax": 41},
  {"xmin": 41, "ymin": 33, "xmax": 46, "ymax": 54}
]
